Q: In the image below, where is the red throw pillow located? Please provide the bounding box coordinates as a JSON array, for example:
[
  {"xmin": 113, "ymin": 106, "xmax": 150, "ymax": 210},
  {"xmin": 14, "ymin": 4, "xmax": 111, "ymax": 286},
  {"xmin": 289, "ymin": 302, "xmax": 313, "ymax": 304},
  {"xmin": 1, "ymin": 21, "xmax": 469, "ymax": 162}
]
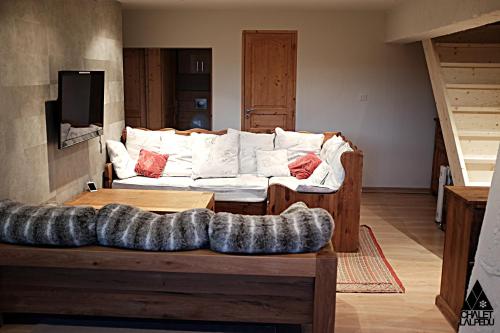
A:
[
  {"xmin": 288, "ymin": 153, "xmax": 322, "ymax": 180},
  {"xmin": 134, "ymin": 149, "xmax": 169, "ymax": 178}
]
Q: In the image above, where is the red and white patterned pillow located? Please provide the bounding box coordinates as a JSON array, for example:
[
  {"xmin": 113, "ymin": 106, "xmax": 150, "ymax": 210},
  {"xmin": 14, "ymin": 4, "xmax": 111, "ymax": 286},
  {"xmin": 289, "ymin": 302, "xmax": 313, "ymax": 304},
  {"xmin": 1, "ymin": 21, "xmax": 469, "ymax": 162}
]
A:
[{"xmin": 134, "ymin": 149, "xmax": 169, "ymax": 178}]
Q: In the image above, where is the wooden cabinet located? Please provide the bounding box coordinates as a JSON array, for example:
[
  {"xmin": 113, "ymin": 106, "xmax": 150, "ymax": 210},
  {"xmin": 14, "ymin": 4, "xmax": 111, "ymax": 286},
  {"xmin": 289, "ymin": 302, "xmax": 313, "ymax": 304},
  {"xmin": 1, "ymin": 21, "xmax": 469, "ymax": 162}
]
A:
[
  {"xmin": 178, "ymin": 49, "xmax": 211, "ymax": 74},
  {"xmin": 123, "ymin": 48, "xmax": 212, "ymax": 131},
  {"xmin": 123, "ymin": 48, "xmax": 167, "ymax": 130},
  {"xmin": 123, "ymin": 48, "xmax": 177, "ymax": 130},
  {"xmin": 436, "ymin": 186, "xmax": 488, "ymax": 330},
  {"xmin": 176, "ymin": 49, "xmax": 212, "ymax": 130}
]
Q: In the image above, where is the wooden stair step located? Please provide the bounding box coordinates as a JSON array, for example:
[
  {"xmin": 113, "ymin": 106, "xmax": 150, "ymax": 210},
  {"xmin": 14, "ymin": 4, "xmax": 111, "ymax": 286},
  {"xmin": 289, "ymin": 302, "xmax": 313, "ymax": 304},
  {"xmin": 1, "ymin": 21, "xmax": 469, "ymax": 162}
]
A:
[
  {"xmin": 436, "ymin": 43, "xmax": 500, "ymax": 48},
  {"xmin": 467, "ymin": 181, "xmax": 493, "ymax": 187},
  {"xmin": 441, "ymin": 62, "xmax": 500, "ymax": 68},
  {"xmin": 451, "ymin": 106, "xmax": 500, "ymax": 114},
  {"xmin": 459, "ymin": 130, "xmax": 500, "ymax": 140},
  {"xmin": 436, "ymin": 43, "xmax": 500, "ymax": 63},
  {"xmin": 446, "ymin": 83, "xmax": 500, "ymax": 90},
  {"xmin": 464, "ymin": 155, "xmax": 497, "ymax": 165}
]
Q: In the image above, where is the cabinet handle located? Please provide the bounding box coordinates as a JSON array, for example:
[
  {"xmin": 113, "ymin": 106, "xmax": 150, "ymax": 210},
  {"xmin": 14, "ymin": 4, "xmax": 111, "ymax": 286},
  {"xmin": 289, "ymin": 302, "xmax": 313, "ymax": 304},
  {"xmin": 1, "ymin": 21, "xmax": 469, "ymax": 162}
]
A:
[
  {"xmin": 201, "ymin": 61, "xmax": 204, "ymax": 72},
  {"xmin": 196, "ymin": 61, "xmax": 199, "ymax": 72}
]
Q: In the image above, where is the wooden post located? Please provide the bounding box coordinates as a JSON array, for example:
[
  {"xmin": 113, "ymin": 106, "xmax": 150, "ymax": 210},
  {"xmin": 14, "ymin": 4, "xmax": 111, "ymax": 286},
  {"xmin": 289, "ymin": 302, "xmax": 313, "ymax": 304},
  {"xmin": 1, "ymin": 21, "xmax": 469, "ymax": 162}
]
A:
[{"xmin": 313, "ymin": 245, "xmax": 337, "ymax": 333}]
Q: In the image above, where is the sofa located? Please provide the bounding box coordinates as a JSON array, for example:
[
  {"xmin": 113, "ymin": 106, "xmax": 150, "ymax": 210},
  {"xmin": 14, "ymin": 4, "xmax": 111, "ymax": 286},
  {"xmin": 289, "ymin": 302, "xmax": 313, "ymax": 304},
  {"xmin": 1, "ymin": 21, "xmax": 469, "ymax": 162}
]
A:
[
  {"xmin": 0, "ymin": 200, "xmax": 337, "ymax": 332},
  {"xmin": 103, "ymin": 127, "xmax": 363, "ymax": 252}
]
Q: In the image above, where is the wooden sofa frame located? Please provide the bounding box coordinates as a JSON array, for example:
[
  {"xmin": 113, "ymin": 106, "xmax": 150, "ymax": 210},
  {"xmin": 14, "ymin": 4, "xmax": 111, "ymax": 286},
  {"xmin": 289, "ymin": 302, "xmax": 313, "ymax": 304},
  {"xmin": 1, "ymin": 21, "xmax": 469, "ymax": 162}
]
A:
[
  {"xmin": 103, "ymin": 128, "xmax": 363, "ymax": 252},
  {"xmin": 0, "ymin": 242, "xmax": 337, "ymax": 332}
]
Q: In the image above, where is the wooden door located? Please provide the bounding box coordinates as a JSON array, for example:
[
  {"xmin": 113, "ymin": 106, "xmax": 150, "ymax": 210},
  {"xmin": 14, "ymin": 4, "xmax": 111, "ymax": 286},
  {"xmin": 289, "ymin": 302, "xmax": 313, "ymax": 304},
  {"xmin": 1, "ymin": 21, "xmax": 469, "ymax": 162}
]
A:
[
  {"xmin": 163, "ymin": 49, "xmax": 177, "ymax": 128},
  {"xmin": 123, "ymin": 48, "xmax": 147, "ymax": 128},
  {"xmin": 242, "ymin": 31, "xmax": 297, "ymax": 132},
  {"xmin": 145, "ymin": 48, "xmax": 165, "ymax": 130}
]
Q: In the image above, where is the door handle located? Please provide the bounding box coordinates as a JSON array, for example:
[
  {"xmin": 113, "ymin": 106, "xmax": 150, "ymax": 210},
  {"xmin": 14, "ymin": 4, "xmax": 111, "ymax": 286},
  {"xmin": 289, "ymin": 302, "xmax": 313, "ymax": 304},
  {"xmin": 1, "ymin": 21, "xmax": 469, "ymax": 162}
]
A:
[
  {"xmin": 196, "ymin": 61, "xmax": 199, "ymax": 72},
  {"xmin": 201, "ymin": 61, "xmax": 204, "ymax": 72},
  {"xmin": 245, "ymin": 108, "xmax": 255, "ymax": 118}
]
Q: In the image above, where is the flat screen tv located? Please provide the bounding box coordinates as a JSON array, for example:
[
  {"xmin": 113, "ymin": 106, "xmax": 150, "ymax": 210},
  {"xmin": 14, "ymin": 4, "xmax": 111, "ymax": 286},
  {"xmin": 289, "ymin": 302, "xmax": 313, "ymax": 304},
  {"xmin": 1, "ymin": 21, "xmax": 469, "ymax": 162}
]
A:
[{"xmin": 58, "ymin": 71, "xmax": 104, "ymax": 149}]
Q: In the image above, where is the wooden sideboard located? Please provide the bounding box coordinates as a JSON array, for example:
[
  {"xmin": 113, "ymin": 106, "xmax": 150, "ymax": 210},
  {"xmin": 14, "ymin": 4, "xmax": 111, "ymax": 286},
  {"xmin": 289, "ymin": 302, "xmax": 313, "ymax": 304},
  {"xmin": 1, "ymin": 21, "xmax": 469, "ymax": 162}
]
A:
[{"xmin": 436, "ymin": 186, "xmax": 489, "ymax": 330}]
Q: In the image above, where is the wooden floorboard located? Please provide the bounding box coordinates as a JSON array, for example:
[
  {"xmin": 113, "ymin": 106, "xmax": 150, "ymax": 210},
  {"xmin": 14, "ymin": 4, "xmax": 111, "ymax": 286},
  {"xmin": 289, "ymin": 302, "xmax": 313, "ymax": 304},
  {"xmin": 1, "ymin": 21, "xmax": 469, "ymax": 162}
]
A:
[{"xmin": 0, "ymin": 193, "xmax": 454, "ymax": 333}]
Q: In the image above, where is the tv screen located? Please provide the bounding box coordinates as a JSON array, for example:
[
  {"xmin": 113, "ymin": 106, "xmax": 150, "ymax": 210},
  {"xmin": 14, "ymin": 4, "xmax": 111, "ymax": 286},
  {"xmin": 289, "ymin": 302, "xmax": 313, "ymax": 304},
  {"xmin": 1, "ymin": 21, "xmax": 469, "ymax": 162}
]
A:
[{"xmin": 58, "ymin": 71, "xmax": 104, "ymax": 149}]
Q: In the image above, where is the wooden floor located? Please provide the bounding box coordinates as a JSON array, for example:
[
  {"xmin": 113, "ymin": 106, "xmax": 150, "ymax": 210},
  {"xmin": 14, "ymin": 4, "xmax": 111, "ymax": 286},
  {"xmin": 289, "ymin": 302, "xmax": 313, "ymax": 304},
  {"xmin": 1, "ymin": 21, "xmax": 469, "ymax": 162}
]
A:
[
  {"xmin": 335, "ymin": 193, "xmax": 453, "ymax": 333},
  {"xmin": 0, "ymin": 193, "xmax": 454, "ymax": 333}
]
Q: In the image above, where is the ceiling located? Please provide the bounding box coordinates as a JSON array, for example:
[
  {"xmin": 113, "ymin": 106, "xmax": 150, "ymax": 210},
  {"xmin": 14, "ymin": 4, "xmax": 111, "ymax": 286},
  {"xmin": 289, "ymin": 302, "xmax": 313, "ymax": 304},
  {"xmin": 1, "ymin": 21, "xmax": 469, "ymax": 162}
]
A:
[{"xmin": 118, "ymin": 0, "xmax": 407, "ymax": 11}]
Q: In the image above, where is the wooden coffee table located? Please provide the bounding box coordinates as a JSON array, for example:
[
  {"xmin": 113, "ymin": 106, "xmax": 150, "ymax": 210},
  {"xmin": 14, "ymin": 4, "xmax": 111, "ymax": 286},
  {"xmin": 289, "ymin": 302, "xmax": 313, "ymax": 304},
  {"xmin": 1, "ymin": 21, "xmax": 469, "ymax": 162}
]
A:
[{"xmin": 65, "ymin": 189, "xmax": 215, "ymax": 213}]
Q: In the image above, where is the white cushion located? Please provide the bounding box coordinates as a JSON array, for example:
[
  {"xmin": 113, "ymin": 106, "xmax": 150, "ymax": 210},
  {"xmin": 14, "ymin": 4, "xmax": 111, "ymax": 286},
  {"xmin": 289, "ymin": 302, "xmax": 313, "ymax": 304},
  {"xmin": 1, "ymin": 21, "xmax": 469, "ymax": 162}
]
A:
[
  {"xmin": 112, "ymin": 176, "xmax": 194, "ymax": 190},
  {"xmin": 269, "ymin": 177, "xmax": 336, "ymax": 194},
  {"xmin": 256, "ymin": 149, "xmax": 290, "ymax": 177},
  {"xmin": 274, "ymin": 127, "xmax": 324, "ymax": 162},
  {"xmin": 106, "ymin": 140, "xmax": 137, "ymax": 179},
  {"xmin": 125, "ymin": 127, "xmax": 174, "ymax": 160},
  {"xmin": 192, "ymin": 174, "xmax": 269, "ymax": 202},
  {"xmin": 191, "ymin": 131, "xmax": 239, "ymax": 179},
  {"xmin": 308, "ymin": 161, "xmax": 332, "ymax": 185},
  {"xmin": 319, "ymin": 135, "xmax": 345, "ymax": 165},
  {"xmin": 160, "ymin": 134, "xmax": 193, "ymax": 177},
  {"xmin": 320, "ymin": 137, "xmax": 353, "ymax": 190},
  {"xmin": 229, "ymin": 129, "xmax": 275, "ymax": 175}
]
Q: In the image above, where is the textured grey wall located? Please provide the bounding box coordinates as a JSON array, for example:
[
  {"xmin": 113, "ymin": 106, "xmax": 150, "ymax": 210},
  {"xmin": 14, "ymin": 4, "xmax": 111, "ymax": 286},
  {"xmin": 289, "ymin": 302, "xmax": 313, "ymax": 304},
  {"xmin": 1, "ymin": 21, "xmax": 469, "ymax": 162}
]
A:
[{"xmin": 0, "ymin": 0, "xmax": 124, "ymax": 204}]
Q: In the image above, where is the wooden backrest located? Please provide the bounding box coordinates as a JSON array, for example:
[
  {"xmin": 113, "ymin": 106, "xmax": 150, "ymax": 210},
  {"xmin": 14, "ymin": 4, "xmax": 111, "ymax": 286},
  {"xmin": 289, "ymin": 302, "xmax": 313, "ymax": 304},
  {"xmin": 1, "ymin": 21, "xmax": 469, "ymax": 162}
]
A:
[{"xmin": 121, "ymin": 127, "xmax": 359, "ymax": 151}]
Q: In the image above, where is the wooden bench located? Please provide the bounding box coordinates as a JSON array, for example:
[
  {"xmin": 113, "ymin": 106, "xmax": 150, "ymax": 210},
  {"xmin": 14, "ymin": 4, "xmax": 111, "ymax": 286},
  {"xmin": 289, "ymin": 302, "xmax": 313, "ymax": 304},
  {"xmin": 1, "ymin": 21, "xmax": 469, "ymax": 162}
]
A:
[{"xmin": 0, "ymin": 242, "xmax": 337, "ymax": 332}]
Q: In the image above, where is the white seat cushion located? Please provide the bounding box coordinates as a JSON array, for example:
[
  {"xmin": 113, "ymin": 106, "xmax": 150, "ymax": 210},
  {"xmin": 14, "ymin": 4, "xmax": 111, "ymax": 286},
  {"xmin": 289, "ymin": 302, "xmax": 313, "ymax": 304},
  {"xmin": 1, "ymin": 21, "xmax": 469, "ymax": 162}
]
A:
[
  {"xmin": 192, "ymin": 174, "xmax": 269, "ymax": 202},
  {"xmin": 112, "ymin": 176, "xmax": 194, "ymax": 191},
  {"xmin": 113, "ymin": 175, "xmax": 268, "ymax": 203},
  {"xmin": 269, "ymin": 177, "xmax": 337, "ymax": 194}
]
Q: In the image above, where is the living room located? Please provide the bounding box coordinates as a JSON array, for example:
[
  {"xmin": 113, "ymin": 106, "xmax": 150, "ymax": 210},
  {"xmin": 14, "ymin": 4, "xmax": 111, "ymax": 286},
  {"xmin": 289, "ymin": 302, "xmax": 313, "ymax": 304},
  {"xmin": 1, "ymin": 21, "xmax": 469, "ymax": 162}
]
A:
[{"xmin": 0, "ymin": 0, "xmax": 499, "ymax": 332}]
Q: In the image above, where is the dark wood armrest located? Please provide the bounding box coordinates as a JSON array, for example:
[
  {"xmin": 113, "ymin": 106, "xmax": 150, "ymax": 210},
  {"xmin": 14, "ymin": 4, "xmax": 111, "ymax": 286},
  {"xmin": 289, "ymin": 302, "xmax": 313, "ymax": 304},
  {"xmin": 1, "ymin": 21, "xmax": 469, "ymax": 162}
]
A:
[
  {"xmin": 103, "ymin": 162, "xmax": 114, "ymax": 189},
  {"xmin": 333, "ymin": 148, "xmax": 363, "ymax": 252}
]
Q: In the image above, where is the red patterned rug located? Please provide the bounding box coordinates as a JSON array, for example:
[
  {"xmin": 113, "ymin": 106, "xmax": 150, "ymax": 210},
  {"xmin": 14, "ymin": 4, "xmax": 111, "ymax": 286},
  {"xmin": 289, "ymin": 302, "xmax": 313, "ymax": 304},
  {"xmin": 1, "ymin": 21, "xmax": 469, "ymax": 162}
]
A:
[{"xmin": 337, "ymin": 225, "xmax": 405, "ymax": 293}]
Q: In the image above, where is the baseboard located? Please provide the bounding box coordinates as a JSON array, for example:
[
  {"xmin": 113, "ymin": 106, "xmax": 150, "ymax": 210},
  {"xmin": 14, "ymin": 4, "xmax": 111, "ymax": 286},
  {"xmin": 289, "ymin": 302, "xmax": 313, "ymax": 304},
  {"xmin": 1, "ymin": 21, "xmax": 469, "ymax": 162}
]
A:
[{"xmin": 362, "ymin": 187, "xmax": 432, "ymax": 194}]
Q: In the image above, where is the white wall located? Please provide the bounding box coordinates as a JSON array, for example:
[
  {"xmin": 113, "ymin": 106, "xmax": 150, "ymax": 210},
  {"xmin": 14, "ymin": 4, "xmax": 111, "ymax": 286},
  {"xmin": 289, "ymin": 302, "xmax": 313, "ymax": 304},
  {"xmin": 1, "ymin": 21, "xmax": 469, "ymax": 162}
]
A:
[{"xmin": 123, "ymin": 9, "xmax": 437, "ymax": 188}]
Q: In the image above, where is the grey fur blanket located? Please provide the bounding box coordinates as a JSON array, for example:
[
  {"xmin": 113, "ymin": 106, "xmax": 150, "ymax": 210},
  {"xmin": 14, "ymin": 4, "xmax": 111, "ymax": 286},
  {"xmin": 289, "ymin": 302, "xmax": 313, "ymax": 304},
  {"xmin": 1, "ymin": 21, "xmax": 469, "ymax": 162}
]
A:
[
  {"xmin": 0, "ymin": 199, "xmax": 97, "ymax": 247},
  {"xmin": 96, "ymin": 204, "xmax": 213, "ymax": 251},
  {"xmin": 209, "ymin": 202, "xmax": 334, "ymax": 254}
]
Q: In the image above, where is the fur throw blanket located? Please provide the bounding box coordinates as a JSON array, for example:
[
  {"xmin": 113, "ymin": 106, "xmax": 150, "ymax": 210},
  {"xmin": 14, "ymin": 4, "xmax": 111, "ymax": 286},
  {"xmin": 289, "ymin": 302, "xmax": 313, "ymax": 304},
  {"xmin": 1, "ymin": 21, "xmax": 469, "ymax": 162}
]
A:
[
  {"xmin": 96, "ymin": 204, "xmax": 214, "ymax": 251},
  {"xmin": 0, "ymin": 199, "xmax": 97, "ymax": 247},
  {"xmin": 209, "ymin": 202, "xmax": 334, "ymax": 254}
]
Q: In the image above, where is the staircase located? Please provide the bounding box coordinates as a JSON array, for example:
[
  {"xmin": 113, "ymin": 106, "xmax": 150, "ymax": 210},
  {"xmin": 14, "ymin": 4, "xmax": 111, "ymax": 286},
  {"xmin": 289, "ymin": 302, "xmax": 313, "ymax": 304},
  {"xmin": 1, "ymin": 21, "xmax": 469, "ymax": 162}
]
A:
[{"xmin": 423, "ymin": 40, "xmax": 500, "ymax": 186}]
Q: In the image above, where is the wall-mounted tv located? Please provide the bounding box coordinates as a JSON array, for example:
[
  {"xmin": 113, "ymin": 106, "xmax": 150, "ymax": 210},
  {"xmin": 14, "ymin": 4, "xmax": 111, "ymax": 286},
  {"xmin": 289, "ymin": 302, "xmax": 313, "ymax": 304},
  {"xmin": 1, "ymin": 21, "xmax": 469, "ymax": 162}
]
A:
[{"xmin": 58, "ymin": 71, "xmax": 104, "ymax": 149}]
